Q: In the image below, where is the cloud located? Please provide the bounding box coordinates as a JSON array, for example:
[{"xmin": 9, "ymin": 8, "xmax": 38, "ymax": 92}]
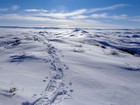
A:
[
  {"xmin": 128, "ymin": 16, "xmax": 140, "ymax": 22},
  {"xmin": 64, "ymin": 9, "xmax": 87, "ymax": 16},
  {"xmin": 11, "ymin": 5, "xmax": 20, "ymax": 11},
  {"xmin": 91, "ymin": 13, "xmax": 108, "ymax": 18},
  {"xmin": 89, "ymin": 4, "xmax": 129, "ymax": 13},
  {"xmin": 24, "ymin": 9, "xmax": 48, "ymax": 12},
  {"xmin": 37, "ymin": 9, "xmax": 87, "ymax": 19},
  {"xmin": 91, "ymin": 13, "xmax": 128, "ymax": 20},
  {"xmin": 0, "ymin": 14, "xmax": 50, "ymax": 21},
  {"xmin": 0, "ymin": 5, "xmax": 19, "ymax": 12},
  {"xmin": 0, "ymin": 4, "xmax": 139, "ymax": 28},
  {"xmin": 23, "ymin": 4, "xmax": 128, "ymax": 19},
  {"xmin": 0, "ymin": 8, "xmax": 8, "ymax": 11},
  {"xmin": 70, "ymin": 15, "xmax": 88, "ymax": 19},
  {"xmin": 91, "ymin": 13, "xmax": 140, "ymax": 23},
  {"xmin": 0, "ymin": 13, "xmax": 119, "ymax": 28}
]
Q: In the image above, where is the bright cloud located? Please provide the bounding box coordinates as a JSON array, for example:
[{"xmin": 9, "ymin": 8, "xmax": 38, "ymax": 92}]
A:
[
  {"xmin": 24, "ymin": 9, "xmax": 48, "ymax": 12},
  {"xmin": 88, "ymin": 4, "xmax": 129, "ymax": 13},
  {"xmin": 70, "ymin": 15, "xmax": 88, "ymax": 19},
  {"xmin": 32, "ymin": 9, "xmax": 87, "ymax": 19}
]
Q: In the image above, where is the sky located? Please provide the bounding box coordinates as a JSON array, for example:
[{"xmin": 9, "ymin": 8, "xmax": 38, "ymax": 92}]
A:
[{"xmin": 0, "ymin": 0, "xmax": 140, "ymax": 28}]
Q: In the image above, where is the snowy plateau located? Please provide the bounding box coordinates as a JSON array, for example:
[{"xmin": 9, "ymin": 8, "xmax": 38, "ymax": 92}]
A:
[{"xmin": 0, "ymin": 27, "xmax": 140, "ymax": 105}]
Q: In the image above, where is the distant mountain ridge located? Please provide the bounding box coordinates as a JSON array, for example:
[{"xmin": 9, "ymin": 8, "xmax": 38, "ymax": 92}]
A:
[{"xmin": 0, "ymin": 26, "xmax": 139, "ymax": 30}]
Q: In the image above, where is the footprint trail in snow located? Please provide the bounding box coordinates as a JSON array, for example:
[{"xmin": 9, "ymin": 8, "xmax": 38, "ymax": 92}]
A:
[{"xmin": 32, "ymin": 40, "xmax": 71, "ymax": 105}]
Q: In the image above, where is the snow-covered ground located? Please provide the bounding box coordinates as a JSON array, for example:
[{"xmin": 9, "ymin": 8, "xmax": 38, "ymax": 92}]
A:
[{"xmin": 0, "ymin": 28, "xmax": 140, "ymax": 105}]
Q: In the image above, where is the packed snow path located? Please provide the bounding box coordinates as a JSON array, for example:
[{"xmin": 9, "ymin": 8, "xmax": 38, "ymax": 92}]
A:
[{"xmin": 32, "ymin": 43, "xmax": 70, "ymax": 105}]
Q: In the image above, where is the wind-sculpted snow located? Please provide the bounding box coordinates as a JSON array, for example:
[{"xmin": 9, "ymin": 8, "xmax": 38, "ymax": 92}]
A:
[
  {"xmin": 0, "ymin": 28, "xmax": 140, "ymax": 105},
  {"xmin": 66, "ymin": 29, "xmax": 140, "ymax": 56}
]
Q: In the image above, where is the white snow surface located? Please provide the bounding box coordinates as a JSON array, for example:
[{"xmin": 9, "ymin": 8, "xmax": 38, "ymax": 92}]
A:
[{"xmin": 0, "ymin": 28, "xmax": 140, "ymax": 105}]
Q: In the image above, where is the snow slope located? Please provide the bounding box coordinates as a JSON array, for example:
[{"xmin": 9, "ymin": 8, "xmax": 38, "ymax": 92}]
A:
[{"xmin": 0, "ymin": 28, "xmax": 140, "ymax": 105}]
